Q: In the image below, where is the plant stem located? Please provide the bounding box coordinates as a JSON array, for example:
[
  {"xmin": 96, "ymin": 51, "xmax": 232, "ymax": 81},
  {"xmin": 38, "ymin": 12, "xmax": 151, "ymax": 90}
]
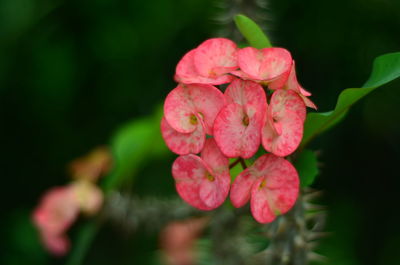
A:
[
  {"xmin": 65, "ymin": 221, "xmax": 99, "ymax": 265},
  {"xmin": 239, "ymin": 158, "xmax": 247, "ymax": 169}
]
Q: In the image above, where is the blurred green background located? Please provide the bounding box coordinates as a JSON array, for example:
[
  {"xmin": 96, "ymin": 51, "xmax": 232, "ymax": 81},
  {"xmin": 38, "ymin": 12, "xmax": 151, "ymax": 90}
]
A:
[{"xmin": 1, "ymin": 0, "xmax": 400, "ymax": 264}]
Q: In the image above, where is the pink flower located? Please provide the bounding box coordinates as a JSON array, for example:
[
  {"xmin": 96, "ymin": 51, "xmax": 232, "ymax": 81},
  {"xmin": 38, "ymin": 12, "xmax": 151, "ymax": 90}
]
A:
[
  {"xmin": 161, "ymin": 116, "xmax": 205, "ymax": 155},
  {"xmin": 160, "ymin": 217, "xmax": 208, "ymax": 265},
  {"xmin": 262, "ymin": 89, "xmax": 306, "ymax": 157},
  {"xmin": 230, "ymin": 154, "xmax": 299, "ymax": 223},
  {"xmin": 32, "ymin": 186, "xmax": 80, "ymax": 255},
  {"xmin": 162, "ymin": 37, "xmax": 317, "ymax": 223},
  {"xmin": 41, "ymin": 232, "xmax": 70, "ymax": 256},
  {"xmin": 269, "ymin": 61, "xmax": 317, "ymax": 109},
  {"xmin": 213, "ymin": 78, "xmax": 267, "ymax": 158},
  {"xmin": 232, "ymin": 47, "xmax": 292, "ymax": 83},
  {"xmin": 162, "ymin": 84, "xmax": 225, "ymax": 155},
  {"xmin": 33, "ymin": 186, "xmax": 79, "ymax": 236},
  {"xmin": 175, "ymin": 38, "xmax": 238, "ymax": 85},
  {"xmin": 172, "ymin": 139, "xmax": 230, "ymax": 210}
]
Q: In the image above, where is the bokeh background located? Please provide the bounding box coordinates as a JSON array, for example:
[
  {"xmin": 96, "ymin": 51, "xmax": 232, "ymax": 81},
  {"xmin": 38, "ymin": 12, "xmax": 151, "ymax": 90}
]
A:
[{"xmin": 1, "ymin": 0, "xmax": 400, "ymax": 264}]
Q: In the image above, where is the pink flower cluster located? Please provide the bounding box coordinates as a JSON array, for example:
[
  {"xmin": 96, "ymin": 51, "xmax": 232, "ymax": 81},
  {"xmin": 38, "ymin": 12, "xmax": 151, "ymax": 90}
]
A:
[
  {"xmin": 32, "ymin": 147, "xmax": 111, "ymax": 255},
  {"xmin": 161, "ymin": 38, "xmax": 316, "ymax": 223}
]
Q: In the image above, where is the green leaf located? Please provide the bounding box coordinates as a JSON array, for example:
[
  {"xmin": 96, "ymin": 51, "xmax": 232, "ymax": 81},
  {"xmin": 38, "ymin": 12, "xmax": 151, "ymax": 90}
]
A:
[
  {"xmin": 301, "ymin": 52, "xmax": 400, "ymax": 147},
  {"xmin": 65, "ymin": 222, "xmax": 98, "ymax": 265},
  {"xmin": 102, "ymin": 107, "xmax": 168, "ymax": 191},
  {"xmin": 294, "ymin": 149, "xmax": 319, "ymax": 187},
  {"xmin": 229, "ymin": 158, "xmax": 243, "ymax": 181},
  {"xmin": 234, "ymin": 14, "xmax": 272, "ymax": 49}
]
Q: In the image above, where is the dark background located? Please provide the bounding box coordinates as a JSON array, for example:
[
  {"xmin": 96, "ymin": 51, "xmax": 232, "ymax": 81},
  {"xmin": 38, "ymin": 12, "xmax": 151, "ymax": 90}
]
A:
[{"xmin": 1, "ymin": 0, "xmax": 400, "ymax": 264}]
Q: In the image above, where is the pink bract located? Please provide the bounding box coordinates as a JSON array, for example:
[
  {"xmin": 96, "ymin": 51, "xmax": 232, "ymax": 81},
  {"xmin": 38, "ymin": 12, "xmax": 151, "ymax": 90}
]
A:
[
  {"xmin": 160, "ymin": 217, "xmax": 208, "ymax": 265},
  {"xmin": 230, "ymin": 154, "xmax": 299, "ymax": 224},
  {"xmin": 175, "ymin": 49, "xmax": 234, "ymax": 85},
  {"xmin": 269, "ymin": 61, "xmax": 317, "ymax": 109},
  {"xmin": 161, "ymin": 116, "xmax": 205, "ymax": 155},
  {"xmin": 234, "ymin": 47, "xmax": 292, "ymax": 82},
  {"xmin": 193, "ymin": 38, "xmax": 238, "ymax": 77},
  {"xmin": 32, "ymin": 186, "xmax": 80, "ymax": 236},
  {"xmin": 214, "ymin": 79, "xmax": 267, "ymax": 158},
  {"xmin": 164, "ymin": 84, "xmax": 225, "ymax": 135},
  {"xmin": 172, "ymin": 139, "xmax": 230, "ymax": 210},
  {"xmin": 41, "ymin": 232, "xmax": 70, "ymax": 256},
  {"xmin": 262, "ymin": 89, "xmax": 306, "ymax": 157}
]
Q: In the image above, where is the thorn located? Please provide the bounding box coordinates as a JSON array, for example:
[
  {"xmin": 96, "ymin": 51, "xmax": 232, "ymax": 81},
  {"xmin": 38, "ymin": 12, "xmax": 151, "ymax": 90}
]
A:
[
  {"xmin": 303, "ymin": 190, "xmax": 323, "ymax": 202},
  {"xmin": 308, "ymin": 251, "xmax": 328, "ymax": 262},
  {"xmin": 304, "ymin": 202, "xmax": 326, "ymax": 211},
  {"xmin": 307, "ymin": 231, "xmax": 330, "ymax": 241}
]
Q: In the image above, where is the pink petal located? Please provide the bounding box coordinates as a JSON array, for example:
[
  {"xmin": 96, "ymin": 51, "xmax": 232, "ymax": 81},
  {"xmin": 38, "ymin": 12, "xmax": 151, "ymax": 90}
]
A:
[
  {"xmin": 199, "ymin": 176, "xmax": 228, "ymax": 209},
  {"xmin": 172, "ymin": 140, "xmax": 230, "ymax": 210},
  {"xmin": 175, "ymin": 49, "xmax": 234, "ymax": 85},
  {"xmin": 224, "ymin": 79, "xmax": 267, "ymax": 108},
  {"xmin": 160, "ymin": 217, "xmax": 208, "ymax": 265},
  {"xmin": 199, "ymin": 139, "xmax": 230, "ymax": 208},
  {"xmin": 269, "ymin": 89, "xmax": 306, "ymax": 122},
  {"xmin": 230, "ymin": 168, "xmax": 258, "ymax": 208},
  {"xmin": 237, "ymin": 47, "xmax": 292, "ymax": 81},
  {"xmin": 262, "ymin": 90, "xmax": 305, "ymax": 157},
  {"xmin": 200, "ymin": 138, "xmax": 229, "ymax": 175},
  {"xmin": 172, "ymin": 155, "xmax": 213, "ymax": 210},
  {"xmin": 250, "ymin": 177, "xmax": 275, "ymax": 223},
  {"xmin": 262, "ymin": 110, "xmax": 304, "ymax": 157},
  {"xmin": 164, "ymin": 84, "xmax": 225, "ymax": 135},
  {"xmin": 214, "ymin": 104, "xmax": 255, "ymax": 158},
  {"xmin": 230, "ymin": 70, "xmax": 253, "ymax": 80},
  {"xmin": 42, "ymin": 232, "xmax": 70, "ymax": 256},
  {"xmin": 285, "ymin": 62, "xmax": 310, "ymax": 97},
  {"xmin": 33, "ymin": 186, "xmax": 80, "ymax": 236},
  {"xmin": 269, "ymin": 61, "xmax": 317, "ymax": 109},
  {"xmin": 161, "ymin": 116, "xmax": 205, "ymax": 155},
  {"xmin": 299, "ymin": 86, "xmax": 312, "ymax": 97},
  {"xmin": 213, "ymin": 80, "xmax": 267, "ymax": 158},
  {"xmin": 193, "ymin": 38, "xmax": 238, "ymax": 77},
  {"xmin": 250, "ymin": 154, "xmax": 299, "ymax": 223},
  {"xmin": 301, "ymin": 94, "xmax": 318, "ymax": 109}
]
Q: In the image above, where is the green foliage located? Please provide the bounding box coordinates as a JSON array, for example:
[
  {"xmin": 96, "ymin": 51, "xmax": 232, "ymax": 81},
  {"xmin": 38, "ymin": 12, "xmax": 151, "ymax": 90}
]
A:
[
  {"xmin": 294, "ymin": 150, "xmax": 319, "ymax": 187},
  {"xmin": 103, "ymin": 106, "xmax": 168, "ymax": 191},
  {"xmin": 67, "ymin": 107, "xmax": 168, "ymax": 265},
  {"xmin": 233, "ymin": 16, "xmax": 400, "ymax": 149},
  {"xmin": 2, "ymin": 210, "xmax": 47, "ymax": 265},
  {"xmin": 234, "ymin": 14, "xmax": 272, "ymax": 49},
  {"xmin": 301, "ymin": 52, "xmax": 400, "ymax": 147},
  {"xmin": 66, "ymin": 222, "xmax": 98, "ymax": 265}
]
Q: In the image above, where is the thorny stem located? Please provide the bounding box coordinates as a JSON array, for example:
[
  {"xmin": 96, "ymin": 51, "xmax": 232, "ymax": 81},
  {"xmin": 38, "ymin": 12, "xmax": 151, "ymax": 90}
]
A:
[
  {"xmin": 239, "ymin": 158, "xmax": 247, "ymax": 169},
  {"xmin": 101, "ymin": 192, "xmax": 206, "ymax": 233},
  {"xmin": 229, "ymin": 157, "xmax": 248, "ymax": 170},
  {"xmin": 229, "ymin": 158, "xmax": 241, "ymax": 169}
]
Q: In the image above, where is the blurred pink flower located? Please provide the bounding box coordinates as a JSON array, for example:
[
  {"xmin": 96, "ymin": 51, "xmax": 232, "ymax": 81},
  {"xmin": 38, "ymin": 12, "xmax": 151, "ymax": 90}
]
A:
[
  {"xmin": 32, "ymin": 186, "xmax": 79, "ymax": 255},
  {"xmin": 160, "ymin": 217, "xmax": 208, "ymax": 265}
]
